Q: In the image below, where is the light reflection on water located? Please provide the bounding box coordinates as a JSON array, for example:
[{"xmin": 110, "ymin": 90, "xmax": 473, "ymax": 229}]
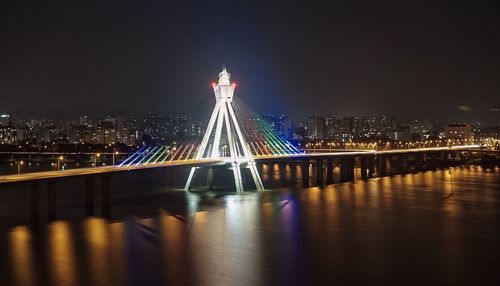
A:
[
  {"xmin": 0, "ymin": 166, "xmax": 499, "ymax": 285},
  {"xmin": 48, "ymin": 221, "xmax": 78, "ymax": 286},
  {"xmin": 84, "ymin": 218, "xmax": 111, "ymax": 286},
  {"xmin": 9, "ymin": 226, "xmax": 34, "ymax": 286}
]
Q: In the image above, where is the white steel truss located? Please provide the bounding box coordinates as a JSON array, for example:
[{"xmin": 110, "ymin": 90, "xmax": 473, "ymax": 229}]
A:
[{"xmin": 184, "ymin": 68, "xmax": 264, "ymax": 192}]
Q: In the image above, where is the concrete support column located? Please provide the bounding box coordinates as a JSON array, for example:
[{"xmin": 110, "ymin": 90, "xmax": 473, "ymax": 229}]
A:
[
  {"xmin": 85, "ymin": 177, "xmax": 95, "ymax": 215},
  {"xmin": 47, "ymin": 181, "xmax": 56, "ymax": 220},
  {"xmin": 348, "ymin": 157, "xmax": 355, "ymax": 181},
  {"xmin": 101, "ymin": 175, "xmax": 111, "ymax": 218},
  {"xmin": 301, "ymin": 159, "xmax": 310, "ymax": 188},
  {"xmin": 399, "ymin": 154, "xmax": 409, "ymax": 174},
  {"xmin": 414, "ymin": 153, "xmax": 424, "ymax": 171},
  {"xmin": 378, "ymin": 155, "xmax": 388, "ymax": 177},
  {"xmin": 360, "ymin": 156, "xmax": 368, "ymax": 179},
  {"xmin": 30, "ymin": 183, "xmax": 40, "ymax": 221},
  {"xmin": 316, "ymin": 159, "xmax": 324, "ymax": 186},
  {"xmin": 427, "ymin": 152, "xmax": 438, "ymax": 170},
  {"xmin": 290, "ymin": 162, "xmax": 297, "ymax": 180},
  {"xmin": 443, "ymin": 152, "xmax": 451, "ymax": 165},
  {"xmin": 326, "ymin": 158, "xmax": 333, "ymax": 184},
  {"xmin": 206, "ymin": 168, "xmax": 214, "ymax": 189},
  {"xmin": 31, "ymin": 183, "xmax": 40, "ymax": 213},
  {"xmin": 340, "ymin": 157, "xmax": 355, "ymax": 183},
  {"xmin": 268, "ymin": 163, "xmax": 275, "ymax": 176},
  {"xmin": 256, "ymin": 163, "xmax": 263, "ymax": 174},
  {"xmin": 368, "ymin": 156, "xmax": 375, "ymax": 178},
  {"xmin": 279, "ymin": 163, "xmax": 286, "ymax": 185},
  {"xmin": 388, "ymin": 156, "xmax": 394, "ymax": 175}
]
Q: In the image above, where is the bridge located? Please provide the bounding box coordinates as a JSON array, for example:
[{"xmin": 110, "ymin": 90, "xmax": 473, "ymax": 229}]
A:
[
  {"xmin": 0, "ymin": 144, "xmax": 483, "ymax": 219},
  {"xmin": 0, "ymin": 145, "xmax": 481, "ymax": 185},
  {"xmin": 0, "ymin": 68, "xmax": 486, "ymax": 219}
]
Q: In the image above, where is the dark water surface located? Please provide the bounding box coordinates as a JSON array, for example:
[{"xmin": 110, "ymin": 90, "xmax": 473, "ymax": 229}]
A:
[{"xmin": 0, "ymin": 165, "xmax": 499, "ymax": 285}]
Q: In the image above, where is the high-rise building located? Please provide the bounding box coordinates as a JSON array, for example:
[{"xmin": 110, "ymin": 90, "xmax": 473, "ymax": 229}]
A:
[
  {"xmin": 306, "ymin": 116, "xmax": 326, "ymax": 139},
  {"xmin": 340, "ymin": 117, "xmax": 354, "ymax": 141},
  {"xmin": 263, "ymin": 114, "xmax": 291, "ymax": 139},
  {"xmin": 0, "ymin": 124, "xmax": 16, "ymax": 144},
  {"xmin": 444, "ymin": 124, "xmax": 473, "ymax": 140},
  {"xmin": 0, "ymin": 114, "xmax": 10, "ymax": 125},
  {"xmin": 325, "ymin": 116, "xmax": 335, "ymax": 139}
]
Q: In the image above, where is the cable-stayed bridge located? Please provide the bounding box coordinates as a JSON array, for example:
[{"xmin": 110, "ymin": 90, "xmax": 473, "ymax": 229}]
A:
[{"xmin": 119, "ymin": 68, "xmax": 301, "ymax": 192}]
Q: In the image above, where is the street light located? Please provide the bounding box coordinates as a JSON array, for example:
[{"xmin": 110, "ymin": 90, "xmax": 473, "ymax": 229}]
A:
[
  {"xmin": 113, "ymin": 151, "xmax": 119, "ymax": 165},
  {"xmin": 95, "ymin": 153, "xmax": 101, "ymax": 167},
  {"xmin": 17, "ymin": 161, "xmax": 24, "ymax": 174},
  {"xmin": 57, "ymin": 156, "xmax": 64, "ymax": 170}
]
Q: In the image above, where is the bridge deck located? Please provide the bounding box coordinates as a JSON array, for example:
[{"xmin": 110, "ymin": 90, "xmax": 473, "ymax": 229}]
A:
[
  {"xmin": 257, "ymin": 145, "xmax": 481, "ymax": 160},
  {"xmin": 0, "ymin": 145, "xmax": 481, "ymax": 185},
  {"xmin": 0, "ymin": 159, "xmax": 224, "ymax": 185}
]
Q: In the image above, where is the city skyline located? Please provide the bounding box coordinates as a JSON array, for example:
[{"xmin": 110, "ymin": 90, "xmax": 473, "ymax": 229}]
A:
[
  {"xmin": 0, "ymin": 105, "xmax": 495, "ymax": 127},
  {"xmin": 0, "ymin": 110, "xmax": 493, "ymax": 147}
]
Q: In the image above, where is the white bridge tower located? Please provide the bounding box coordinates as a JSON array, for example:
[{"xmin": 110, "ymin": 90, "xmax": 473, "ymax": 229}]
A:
[{"xmin": 184, "ymin": 68, "xmax": 264, "ymax": 192}]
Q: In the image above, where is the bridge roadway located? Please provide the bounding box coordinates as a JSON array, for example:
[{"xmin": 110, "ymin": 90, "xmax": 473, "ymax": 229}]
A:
[
  {"xmin": 255, "ymin": 145, "xmax": 482, "ymax": 159},
  {"xmin": 0, "ymin": 159, "xmax": 225, "ymax": 185},
  {"xmin": 0, "ymin": 145, "xmax": 481, "ymax": 185}
]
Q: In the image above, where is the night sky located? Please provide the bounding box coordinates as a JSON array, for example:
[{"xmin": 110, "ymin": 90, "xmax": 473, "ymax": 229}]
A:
[{"xmin": 1, "ymin": 0, "xmax": 499, "ymax": 123}]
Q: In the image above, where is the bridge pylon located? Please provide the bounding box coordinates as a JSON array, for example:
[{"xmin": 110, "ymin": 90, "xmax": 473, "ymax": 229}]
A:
[{"xmin": 184, "ymin": 68, "xmax": 264, "ymax": 192}]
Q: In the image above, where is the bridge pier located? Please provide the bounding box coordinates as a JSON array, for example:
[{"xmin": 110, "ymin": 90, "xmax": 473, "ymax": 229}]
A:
[
  {"xmin": 360, "ymin": 156, "xmax": 371, "ymax": 179},
  {"xmin": 290, "ymin": 162, "xmax": 297, "ymax": 182},
  {"xmin": 279, "ymin": 163, "xmax": 286, "ymax": 186},
  {"xmin": 257, "ymin": 163, "xmax": 263, "ymax": 174},
  {"xmin": 389, "ymin": 156, "xmax": 395, "ymax": 175},
  {"xmin": 326, "ymin": 158, "xmax": 333, "ymax": 184},
  {"xmin": 101, "ymin": 175, "xmax": 111, "ymax": 218},
  {"xmin": 301, "ymin": 159, "xmax": 310, "ymax": 188},
  {"xmin": 368, "ymin": 156, "xmax": 375, "ymax": 178},
  {"xmin": 398, "ymin": 154, "xmax": 409, "ymax": 174},
  {"xmin": 206, "ymin": 168, "xmax": 214, "ymax": 189},
  {"xmin": 85, "ymin": 177, "xmax": 95, "ymax": 216},
  {"xmin": 30, "ymin": 183, "xmax": 40, "ymax": 222},
  {"xmin": 443, "ymin": 152, "xmax": 452, "ymax": 165},
  {"xmin": 378, "ymin": 155, "xmax": 388, "ymax": 177},
  {"xmin": 414, "ymin": 153, "xmax": 424, "ymax": 171},
  {"xmin": 361, "ymin": 156, "xmax": 375, "ymax": 179},
  {"xmin": 360, "ymin": 156, "xmax": 367, "ymax": 179},
  {"xmin": 316, "ymin": 159, "xmax": 324, "ymax": 186},
  {"xmin": 441, "ymin": 152, "xmax": 447, "ymax": 163},
  {"xmin": 47, "ymin": 181, "xmax": 56, "ymax": 220},
  {"xmin": 426, "ymin": 153, "xmax": 438, "ymax": 170},
  {"xmin": 340, "ymin": 157, "xmax": 355, "ymax": 183},
  {"xmin": 348, "ymin": 157, "xmax": 355, "ymax": 181},
  {"xmin": 267, "ymin": 163, "xmax": 274, "ymax": 181}
]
